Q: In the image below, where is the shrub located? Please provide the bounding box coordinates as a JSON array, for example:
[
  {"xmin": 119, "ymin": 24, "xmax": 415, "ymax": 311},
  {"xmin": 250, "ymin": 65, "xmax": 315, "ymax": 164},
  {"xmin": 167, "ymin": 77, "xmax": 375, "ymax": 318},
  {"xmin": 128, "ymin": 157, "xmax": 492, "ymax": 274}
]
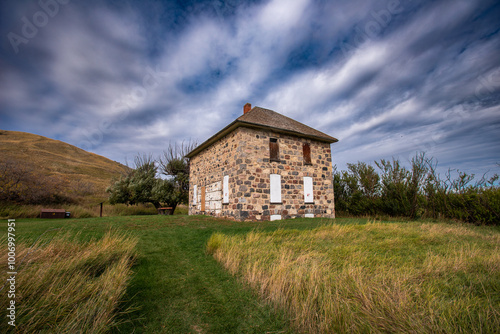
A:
[{"xmin": 333, "ymin": 153, "xmax": 499, "ymax": 225}]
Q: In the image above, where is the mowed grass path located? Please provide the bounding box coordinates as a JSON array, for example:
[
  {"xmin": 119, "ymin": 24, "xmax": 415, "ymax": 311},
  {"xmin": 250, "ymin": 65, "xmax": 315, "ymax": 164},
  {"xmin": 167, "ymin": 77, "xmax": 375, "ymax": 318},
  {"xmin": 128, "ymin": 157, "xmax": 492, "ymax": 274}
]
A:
[
  {"xmin": 8, "ymin": 216, "xmax": 500, "ymax": 333},
  {"xmin": 10, "ymin": 215, "xmax": 344, "ymax": 333}
]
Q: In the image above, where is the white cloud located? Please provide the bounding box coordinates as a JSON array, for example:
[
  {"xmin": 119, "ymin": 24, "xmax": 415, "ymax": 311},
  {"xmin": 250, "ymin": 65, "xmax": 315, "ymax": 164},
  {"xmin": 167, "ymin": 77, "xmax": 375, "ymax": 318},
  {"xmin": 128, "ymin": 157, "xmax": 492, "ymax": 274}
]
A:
[{"xmin": 1, "ymin": 0, "xmax": 498, "ymax": 178}]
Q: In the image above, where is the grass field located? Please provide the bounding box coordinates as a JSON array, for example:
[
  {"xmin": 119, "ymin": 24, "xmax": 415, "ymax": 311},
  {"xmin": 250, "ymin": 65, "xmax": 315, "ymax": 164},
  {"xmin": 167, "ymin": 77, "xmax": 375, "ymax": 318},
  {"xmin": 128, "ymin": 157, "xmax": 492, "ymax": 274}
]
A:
[
  {"xmin": 0, "ymin": 231, "xmax": 137, "ymax": 333},
  {"xmin": 2, "ymin": 215, "xmax": 499, "ymax": 333},
  {"xmin": 208, "ymin": 222, "xmax": 500, "ymax": 333}
]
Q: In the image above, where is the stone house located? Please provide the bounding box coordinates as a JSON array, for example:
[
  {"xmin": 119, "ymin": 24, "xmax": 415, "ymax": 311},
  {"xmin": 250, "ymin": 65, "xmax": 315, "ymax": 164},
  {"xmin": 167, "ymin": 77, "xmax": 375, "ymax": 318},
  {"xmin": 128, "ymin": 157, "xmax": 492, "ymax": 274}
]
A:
[{"xmin": 186, "ymin": 104, "xmax": 338, "ymax": 221}]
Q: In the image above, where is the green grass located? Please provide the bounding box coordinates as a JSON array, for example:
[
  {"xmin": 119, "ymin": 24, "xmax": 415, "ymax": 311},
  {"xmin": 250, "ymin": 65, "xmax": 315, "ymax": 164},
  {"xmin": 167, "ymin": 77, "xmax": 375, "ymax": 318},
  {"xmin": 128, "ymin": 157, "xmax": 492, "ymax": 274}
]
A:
[
  {"xmin": 3, "ymin": 216, "xmax": 499, "ymax": 333},
  {"xmin": 207, "ymin": 221, "xmax": 500, "ymax": 333},
  {"xmin": 4, "ymin": 215, "xmax": 338, "ymax": 333}
]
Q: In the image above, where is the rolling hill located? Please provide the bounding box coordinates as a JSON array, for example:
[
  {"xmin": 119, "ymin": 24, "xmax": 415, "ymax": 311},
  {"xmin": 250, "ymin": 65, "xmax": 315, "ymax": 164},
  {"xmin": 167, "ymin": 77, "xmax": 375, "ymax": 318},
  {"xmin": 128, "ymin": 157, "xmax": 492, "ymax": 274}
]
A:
[{"xmin": 0, "ymin": 130, "xmax": 131, "ymax": 199}]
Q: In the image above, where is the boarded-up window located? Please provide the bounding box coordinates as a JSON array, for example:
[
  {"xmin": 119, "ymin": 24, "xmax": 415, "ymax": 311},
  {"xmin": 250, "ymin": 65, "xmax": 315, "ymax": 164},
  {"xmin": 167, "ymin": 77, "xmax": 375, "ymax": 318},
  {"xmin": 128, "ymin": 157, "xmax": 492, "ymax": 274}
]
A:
[
  {"xmin": 223, "ymin": 175, "xmax": 229, "ymax": 204},
  {"xmin": 193, "ymin": 185, "xmax": 197, "ymax": 204},
  {"xmin": 270, "ymin": 138, "xmax": 279, "ymax": 162},
  {"xmin": 303, "ymin": 143, "xmax": 312, "ymax": 165},
  {"xmin": 201, "ymin": 186, "xmax": 206, "ymax": 212},
  {"xmin": 304, "ymin": 177, "xmax": 313, "ymax": 203},
  {"xmin": 270, "ymin": 174, "xmax": 282, "ymax": 203}
]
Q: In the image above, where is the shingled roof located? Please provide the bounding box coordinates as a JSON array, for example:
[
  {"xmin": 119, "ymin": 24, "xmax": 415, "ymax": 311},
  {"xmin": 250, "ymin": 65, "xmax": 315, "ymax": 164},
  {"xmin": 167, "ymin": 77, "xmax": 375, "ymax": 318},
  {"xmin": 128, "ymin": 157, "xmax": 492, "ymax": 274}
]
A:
[{"xmin": 186, "ymin": 106, "xmax": 338, "ymax": 158}]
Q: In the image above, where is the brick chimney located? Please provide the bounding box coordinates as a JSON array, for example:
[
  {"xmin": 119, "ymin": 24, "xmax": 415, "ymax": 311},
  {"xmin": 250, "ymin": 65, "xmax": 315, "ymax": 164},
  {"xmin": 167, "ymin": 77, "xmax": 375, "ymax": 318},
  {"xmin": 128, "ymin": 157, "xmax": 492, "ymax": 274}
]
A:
[{"xmin": 243, "ymin": 103, "xmax": 252, "ymax": 114}]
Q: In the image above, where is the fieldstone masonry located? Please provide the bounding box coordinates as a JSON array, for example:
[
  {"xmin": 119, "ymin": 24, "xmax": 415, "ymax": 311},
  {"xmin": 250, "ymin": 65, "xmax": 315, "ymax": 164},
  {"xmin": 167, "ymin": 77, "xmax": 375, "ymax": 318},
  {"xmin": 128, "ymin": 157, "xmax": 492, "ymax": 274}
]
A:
[{"xmin": 189, "ymin": 122, "xmax": 336, "ymax": 221}]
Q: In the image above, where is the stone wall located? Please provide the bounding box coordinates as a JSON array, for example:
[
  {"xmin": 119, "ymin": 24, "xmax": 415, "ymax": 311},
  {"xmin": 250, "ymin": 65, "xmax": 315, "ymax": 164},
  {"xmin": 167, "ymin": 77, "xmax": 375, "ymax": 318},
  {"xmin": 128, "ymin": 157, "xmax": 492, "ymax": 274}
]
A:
[
  {"xmin": 189, "ymin": 126, "xmax": 335, "ymax": 220},
  {"xmin": 189, "ymin": 129, "xmax": 241, "ymax": 215}
]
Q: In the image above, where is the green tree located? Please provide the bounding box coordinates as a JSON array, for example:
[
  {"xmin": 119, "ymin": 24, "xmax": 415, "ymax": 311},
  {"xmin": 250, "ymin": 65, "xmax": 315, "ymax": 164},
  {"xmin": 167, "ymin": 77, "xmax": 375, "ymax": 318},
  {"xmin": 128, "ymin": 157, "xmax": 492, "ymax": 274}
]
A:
[
  {"xmin": 107, "ymin": 142, "xmax": 197, "ymax": 214},
  {"xmin": 345, "ymin": 162, "xmax": 380, "ymax": 215},
  {"xmin": 407, "ymin": 152, "xmax": 430, "ymax": 218},
  {"xmin": 107, "ymin": 154, "xmax": 161, "ymax": 209},
  {"xmin": 157, "ymin": 141, "xmax": 197, "ymax": 212},
  {"xmin": 375, "ymin": 158, "xmax": 410, "ymax": 216},
  {"xmin": 107, "ymin": 174, "xmax": 132, "ymax": 206},
  {"xmin": 333, "ymin": 166, "xmax": 356, "ymax": 214},
  {"xmin": 151, "ymin": 178, "xmax": 184, "ymax": 212}
]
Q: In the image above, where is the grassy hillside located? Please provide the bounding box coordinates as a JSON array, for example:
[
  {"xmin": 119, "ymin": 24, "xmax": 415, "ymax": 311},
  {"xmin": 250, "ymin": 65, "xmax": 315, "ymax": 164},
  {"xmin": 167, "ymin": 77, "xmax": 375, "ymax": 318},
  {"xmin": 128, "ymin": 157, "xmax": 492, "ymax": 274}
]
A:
[{"xmin": 0, "ymin": 129, "xmax": 130, "ymax": 199}]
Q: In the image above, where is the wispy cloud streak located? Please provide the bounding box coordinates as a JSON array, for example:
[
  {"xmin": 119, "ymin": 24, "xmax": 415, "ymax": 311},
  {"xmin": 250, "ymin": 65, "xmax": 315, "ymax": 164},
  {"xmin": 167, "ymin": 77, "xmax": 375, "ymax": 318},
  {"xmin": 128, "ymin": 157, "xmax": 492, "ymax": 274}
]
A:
[{"xmin": 0, "ymin": 0, "xmax": 498, "ymax": 176}]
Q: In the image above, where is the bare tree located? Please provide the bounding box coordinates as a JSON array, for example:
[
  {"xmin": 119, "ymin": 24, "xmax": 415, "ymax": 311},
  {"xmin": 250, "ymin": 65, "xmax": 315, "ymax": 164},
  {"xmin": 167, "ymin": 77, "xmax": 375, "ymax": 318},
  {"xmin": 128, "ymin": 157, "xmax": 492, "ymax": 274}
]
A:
[
  {"xmin": 133, "ymin": 153, "xmax": 156, "ymax": 170},
  {"xmin": 158, "ymin": 141, "xmax": 197, "ymax": 177}
]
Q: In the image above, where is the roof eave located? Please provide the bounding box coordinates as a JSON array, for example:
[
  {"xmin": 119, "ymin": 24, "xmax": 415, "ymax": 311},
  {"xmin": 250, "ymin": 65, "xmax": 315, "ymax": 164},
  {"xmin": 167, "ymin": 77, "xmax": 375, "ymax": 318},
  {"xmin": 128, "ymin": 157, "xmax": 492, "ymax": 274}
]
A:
[
  {"xmin": 238, "ymin": 121, "xmax": 338, "ymax": 143},
  {"xmin": 186, "ymin": 121, "xmax": 338, "ymax": 159},
  {"xmin": 185, "ymin": 120, "xmax": 240, "ymax": 158}
]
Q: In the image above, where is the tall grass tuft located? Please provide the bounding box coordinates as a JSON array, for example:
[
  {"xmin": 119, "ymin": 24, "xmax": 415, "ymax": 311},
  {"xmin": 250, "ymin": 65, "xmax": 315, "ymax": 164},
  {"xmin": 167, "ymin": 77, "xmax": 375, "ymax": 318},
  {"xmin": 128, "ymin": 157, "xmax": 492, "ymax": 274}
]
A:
[
  {"xmin": 207, "ymin": 222, "xmax": 500, "ymax": 333},
  {"xmin": 0, "ymin": 231, "xmax": 137, "ymax": 333}
]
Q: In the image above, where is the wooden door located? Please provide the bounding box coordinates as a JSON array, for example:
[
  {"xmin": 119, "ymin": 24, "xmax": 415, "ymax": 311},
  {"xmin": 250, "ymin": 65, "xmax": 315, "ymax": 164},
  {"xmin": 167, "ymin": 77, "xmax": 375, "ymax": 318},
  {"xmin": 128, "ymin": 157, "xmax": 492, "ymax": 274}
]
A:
[{"xmin": 201, "ymin": 186, "xmax": 206, "ymax": 212}]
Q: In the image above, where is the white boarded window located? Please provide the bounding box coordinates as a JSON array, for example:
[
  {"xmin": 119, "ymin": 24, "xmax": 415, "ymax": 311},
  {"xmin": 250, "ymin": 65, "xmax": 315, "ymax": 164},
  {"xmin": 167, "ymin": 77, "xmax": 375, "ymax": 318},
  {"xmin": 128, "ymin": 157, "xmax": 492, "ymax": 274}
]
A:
[
  {"xmin": 193, "ymin": 185, "xmax": 197, "ymax": 204},
  {"xmin": 304, "ymin": 177, "xmax": 314, "ymax": 203},
  {"xmin": 270, "ymin": 174, "xmax": 281, "ymax": 203},
  {"xmin": 223, "ymin": 175, "xmax": 229, "ymax": 204}
]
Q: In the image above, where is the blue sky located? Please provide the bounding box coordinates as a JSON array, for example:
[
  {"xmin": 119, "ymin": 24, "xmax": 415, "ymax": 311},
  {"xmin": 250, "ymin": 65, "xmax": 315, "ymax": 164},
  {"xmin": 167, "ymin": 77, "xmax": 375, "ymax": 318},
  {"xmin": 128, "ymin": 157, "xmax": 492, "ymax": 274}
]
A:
[{"xmin": 1, "ymin": 0, "xmax": 499, "ymax": 178}]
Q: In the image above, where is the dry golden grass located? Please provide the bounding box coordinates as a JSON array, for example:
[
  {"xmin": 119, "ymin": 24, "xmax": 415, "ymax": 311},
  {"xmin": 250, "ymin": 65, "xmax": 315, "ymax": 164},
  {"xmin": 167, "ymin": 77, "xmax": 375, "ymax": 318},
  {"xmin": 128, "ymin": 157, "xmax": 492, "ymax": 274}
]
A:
[
  {"xmin": 0, "ymin": 231, "xmax": 137, "ymax": 333},
  {"xmin": 0, "ymin": 202, "xmax": 160, "ymax": 219},
  {"xmin": 207, "ymin": 222, "xmax": 500, "ymax": 333},
  {"xmin": 0, "ymin": 130, "xmax": 130, "ymax": 198}
]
